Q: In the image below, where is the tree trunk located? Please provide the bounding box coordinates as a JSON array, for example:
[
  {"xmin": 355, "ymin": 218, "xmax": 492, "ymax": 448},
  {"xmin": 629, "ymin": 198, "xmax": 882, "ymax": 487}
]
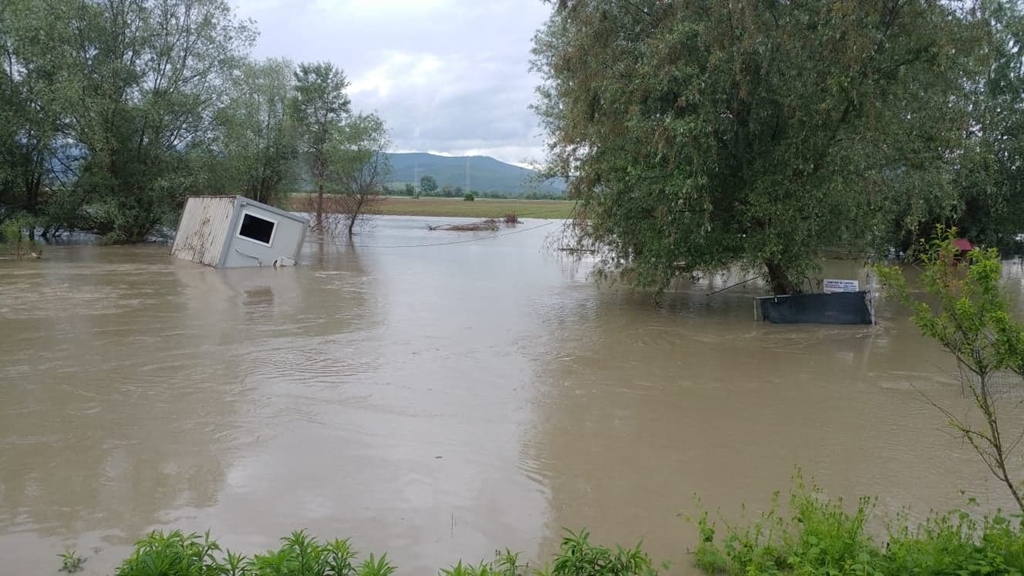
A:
[
  {"xmin": 316, "ymin": 184, "xmax": 324, "ymax": 235},
  {"xmin": 26, "ymin": 174, "xmax": 39, "ymax": 215},
  {"xmin": 314, "ymin": 151, "xmax": 325, "ymax": 235},
  {"xmin": 346, "ymin": 194, "xmax": 364, "ymax": 238},
  {"xmin": 765, "ymin": 260, "xmax": 802, "ymax": 295}
]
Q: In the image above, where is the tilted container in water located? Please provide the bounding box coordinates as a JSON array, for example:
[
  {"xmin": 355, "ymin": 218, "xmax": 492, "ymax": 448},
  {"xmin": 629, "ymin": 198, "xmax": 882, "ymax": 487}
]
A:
[{"xmin": 171, "ymin": 196, "xmax": 308, "ymax": 268}]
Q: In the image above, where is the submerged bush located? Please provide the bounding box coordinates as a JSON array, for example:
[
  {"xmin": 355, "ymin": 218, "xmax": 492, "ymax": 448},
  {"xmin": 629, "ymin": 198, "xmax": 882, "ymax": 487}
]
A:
[
  {"xmin": 0, "ymin": 215, "xmax": 40, "ymax": 259},
  {"xmin": 692, "ymin": 475, "xmax": 1024, "ymax": 575},
  {"xmin": 107, "ymin": 527, "xmax": 657, "ymax": 576}
]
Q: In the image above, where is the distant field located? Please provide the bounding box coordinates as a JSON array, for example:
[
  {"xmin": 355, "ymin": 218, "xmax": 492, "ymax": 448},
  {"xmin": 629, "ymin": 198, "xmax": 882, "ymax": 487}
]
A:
[
  {"xmin": 378, "ymin": 197, "xmax": 575, "ymax": 219},
  {"xmin": 289, "ymin": 194, "xmax": 576, "ymax": 219}
]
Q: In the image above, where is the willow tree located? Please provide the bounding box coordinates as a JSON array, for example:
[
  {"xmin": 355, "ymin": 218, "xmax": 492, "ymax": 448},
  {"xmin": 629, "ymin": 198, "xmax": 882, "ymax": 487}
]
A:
[
  {"xmin": 58, "ymin": 0, "xmax": 255, "ymax": 242},
  {"xmin": 950, "ymin": 1, "xmax": 1024, "ymax": 255},
  {"xmin": 0, "ymin": 0, "xmax": 69, "ymax": 229},
  {"xmin": 0, "ymin": 0, "xmax": 256, "ymax": 241},
  {"xmin": 532, "ymin": 0, "xmax": 985, "ymax": 294}
]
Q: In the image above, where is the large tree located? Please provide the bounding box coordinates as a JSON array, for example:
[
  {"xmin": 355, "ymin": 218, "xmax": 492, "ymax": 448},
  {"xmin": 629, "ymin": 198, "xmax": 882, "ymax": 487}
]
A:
[
  {"xmin": 290, "ymin": 61, "xmax": 351, "ymax": 235},
  {"xmin": 326, "ymin": 112, "xmax": 391, "ymax": 238},
  {"xmin": 533, "ymin": 0, "xmax": 987, "ymax": 294},
  {"xmin": 0, "ymin": 0, "xmax": 68, "ymax": 232},
  {"xmin": 948, "ymin": 1, "xmax": 1024, "ymax": 254},
  {"xmin": 54, "ymin": 0, "xmax": 255, "ymax": 242},
  {"xmin": 210, "ymin": 58, "xmax": 298, "ymax": 206}
]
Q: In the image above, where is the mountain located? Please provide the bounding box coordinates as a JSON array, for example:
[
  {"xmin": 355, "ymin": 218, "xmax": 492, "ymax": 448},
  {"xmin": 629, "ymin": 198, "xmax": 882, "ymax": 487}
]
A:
[{"xmin": 386, "ymin": 152, "xmax": 565, "ymax": 195}]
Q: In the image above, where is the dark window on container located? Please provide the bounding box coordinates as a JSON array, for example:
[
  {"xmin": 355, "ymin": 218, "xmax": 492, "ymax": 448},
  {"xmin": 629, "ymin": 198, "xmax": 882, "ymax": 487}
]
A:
[{"xmin": 238, "ymin": 213, "xmax": 275, "ymax": 245}]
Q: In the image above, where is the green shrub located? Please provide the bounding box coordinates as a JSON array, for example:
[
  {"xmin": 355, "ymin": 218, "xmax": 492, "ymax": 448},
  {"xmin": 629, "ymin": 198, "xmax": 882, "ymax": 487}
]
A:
[
  {"xmin": 549, "ymin": 529, "xmax": 658, "ymax": 576},
  {"xmin": 105, "ymin": 528, "xmax": 658, "ymax": 576},
  {"xmin": 115, "ymin": 530, "xmax": 223, "ymax": 576},
  {"xmin": 58, "ymin": 549, "xmax": 85, "ymax": 573},
  {"xmin": 1, "ymin": 216, "xmax": 27, "ymax": 243},
  {"xmin": 692, "ymin": 476, "xmax": 1024, "ymax": 575},
  {"xmin": 1, "ymin": 215, "xmax": 42, "ymax": 259},
  {"xmin": 464, "ymin": 193, "xmax": 475, "ymax": 201}
]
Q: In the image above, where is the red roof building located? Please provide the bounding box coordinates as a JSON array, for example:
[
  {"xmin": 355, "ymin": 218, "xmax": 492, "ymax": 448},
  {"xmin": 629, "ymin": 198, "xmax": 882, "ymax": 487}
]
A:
[{"xmin": 953, "ymin": 238, "xmax": 973, "ymax": 252}]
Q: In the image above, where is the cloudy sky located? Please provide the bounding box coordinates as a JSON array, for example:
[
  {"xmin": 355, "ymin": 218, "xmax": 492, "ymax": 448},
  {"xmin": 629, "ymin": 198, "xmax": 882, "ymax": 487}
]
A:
[{"xmin": 232, "ymin": 0, "xmax": 555, "ymax": 166}]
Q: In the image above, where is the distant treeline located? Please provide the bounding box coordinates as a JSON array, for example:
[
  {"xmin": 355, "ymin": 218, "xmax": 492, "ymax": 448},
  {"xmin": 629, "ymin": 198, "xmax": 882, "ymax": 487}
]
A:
[{"xmin": 385, "ymin": 182, "xmax": 564, "ymax": 200}]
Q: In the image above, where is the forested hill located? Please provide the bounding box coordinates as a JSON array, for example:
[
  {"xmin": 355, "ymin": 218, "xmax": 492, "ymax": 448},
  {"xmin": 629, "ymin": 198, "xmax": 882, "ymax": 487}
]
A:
[{"xmin": 386, "ymin": 153, "xmax": 565, "ymax": 195}]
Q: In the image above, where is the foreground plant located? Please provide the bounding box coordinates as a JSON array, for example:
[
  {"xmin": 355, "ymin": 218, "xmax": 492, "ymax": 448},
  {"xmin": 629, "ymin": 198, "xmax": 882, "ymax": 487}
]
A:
[
  {"xmin": 110, "ymin": 528, "xmax": 657, "ymax": 576},
  {"xmin": 58, "ymin": 549, "xmax": 85, "ymax": 573},
  {"xmin": 692, "ymin": 475, "xmax": 1024, "ymax": 575},
  {"xmin": 545, "ymin": 529, "xmax": 659, "ymax": 576},
  {"xmin": 878, "ymin": 226, "xmax": 1024, "ymax": 514}
]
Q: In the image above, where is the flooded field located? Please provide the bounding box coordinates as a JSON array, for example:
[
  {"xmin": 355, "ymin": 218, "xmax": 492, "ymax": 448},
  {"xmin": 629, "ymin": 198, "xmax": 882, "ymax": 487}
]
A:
[{"xmin": 1, "ymin": 216, "xmax": 1021, "ymax": 575}]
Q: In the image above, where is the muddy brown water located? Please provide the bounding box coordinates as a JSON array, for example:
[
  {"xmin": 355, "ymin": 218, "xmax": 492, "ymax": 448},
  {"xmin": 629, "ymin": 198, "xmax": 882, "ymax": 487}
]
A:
[{"xmin": 1, "ymin": 216, "xmax": 1023, "ymax": 575}]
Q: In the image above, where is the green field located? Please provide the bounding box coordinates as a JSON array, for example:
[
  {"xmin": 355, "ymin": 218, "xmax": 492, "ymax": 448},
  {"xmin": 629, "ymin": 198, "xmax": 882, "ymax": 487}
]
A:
[
  {"xmin": 378, "ymin": 197, "xmax": 575, "ymax": 219},
  {"xmin": 287, "ymin": 194, "xmax": 576, "ymax": 219}
]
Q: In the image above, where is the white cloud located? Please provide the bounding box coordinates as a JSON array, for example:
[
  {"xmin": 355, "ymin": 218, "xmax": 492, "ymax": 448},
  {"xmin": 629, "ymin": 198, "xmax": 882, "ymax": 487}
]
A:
[
  {"xmin": 348, "ymin": 52, "xmax": 444, "ymax": 98},
  {"xmin": 232, "ymin": 0, "xmax": 553, "ymax": 165},
  {"xmin": 311, "ymin": 0, "xmax": 457, "ymax": 18}
]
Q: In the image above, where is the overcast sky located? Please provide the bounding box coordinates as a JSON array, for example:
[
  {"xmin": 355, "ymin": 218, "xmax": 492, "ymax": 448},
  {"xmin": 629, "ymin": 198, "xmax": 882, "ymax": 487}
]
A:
[{"xmin": 232, "ymin": 0, "xmax": 554, "ymax": 166}]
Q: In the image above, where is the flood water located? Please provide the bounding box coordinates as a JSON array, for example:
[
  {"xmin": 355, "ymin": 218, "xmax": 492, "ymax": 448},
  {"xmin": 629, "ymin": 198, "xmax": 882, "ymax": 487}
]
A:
[{"xmin": 1, "ymin": 216, "xmax": 1022, "ymax": 575}]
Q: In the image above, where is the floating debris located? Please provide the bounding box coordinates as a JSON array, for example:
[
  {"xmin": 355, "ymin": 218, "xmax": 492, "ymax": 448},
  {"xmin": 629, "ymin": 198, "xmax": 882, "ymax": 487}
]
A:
[
  {"xmin": 427, "ymin": 213, "xmax": 521, "ymax": 232},
  {"xmin": 427, "ymin": 219, "xmax": 500, "ymax": 232}
]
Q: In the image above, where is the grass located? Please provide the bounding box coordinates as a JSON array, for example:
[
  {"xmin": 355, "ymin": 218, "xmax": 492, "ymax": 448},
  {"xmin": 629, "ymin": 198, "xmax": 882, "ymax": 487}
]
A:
[
  {"xmin": 379, "ymin": 197, "xmax": 574, "ymax": 219},
  {"xmin": 287, "ymin": 195, "xmax": 576, "ymax": 220}
]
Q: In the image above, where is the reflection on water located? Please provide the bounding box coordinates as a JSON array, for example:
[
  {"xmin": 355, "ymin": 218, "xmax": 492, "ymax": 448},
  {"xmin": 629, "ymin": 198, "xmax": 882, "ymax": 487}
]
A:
[{"xmin": 0, "ymin": 218, "xmax": 1021, "ymax": 575}]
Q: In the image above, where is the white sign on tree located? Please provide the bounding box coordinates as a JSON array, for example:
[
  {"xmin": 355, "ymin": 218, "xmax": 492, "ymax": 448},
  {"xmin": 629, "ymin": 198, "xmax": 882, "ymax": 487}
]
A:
[{"xmin": 823, "ymin": 279, "xmax": 860, "ymax": 293}]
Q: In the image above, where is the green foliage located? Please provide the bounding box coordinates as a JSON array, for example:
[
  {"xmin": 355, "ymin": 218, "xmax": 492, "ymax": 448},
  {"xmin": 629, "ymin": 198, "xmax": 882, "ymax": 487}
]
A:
[
  {"xmin": 464, "ymin": 193, "xmax": 475, "ymax": 202},
  {"xmin": 439, "ymin": 549, "xmax": 527, "ymax": 576},
  {"xmin": 109, "ymin": 528, "xmax": 661, "ymax": 576},
  {"xmin": 0, "ymin": 0, "xmax": 406, "ymax": 243},
  {"xmin": 420, "ymin": 175, "xmax": 439, "ymax": 194},
  {"xmin": 947, "ymin": 1, "xmax": 1024, "ymax": 256},
  {"xmin": 1, "ymin": 0, "xmax": 256, "ymax": 241},
  {"xmin": 323, "ymin": 112, "xmax": 391, "ymax": 237},
  {"xmin": 877, "ymin": 227, "xmax": 1024, "ymax": 374},
  {"xmin": 328, "ymin": 114, "xmax": 391, "ymax": 195},
  {"xmin": 693, "ymin": 476, "xmax": 1024, "ymax": 575},
  {"xmin": 551, "ymin": 529, "xmax": 658, "ymax": 576},
  {"xmin": 1, "ymin": 217, "xmax": 23, "ymax": 244},
  {"xmin": 0, "ymin": 215, "xmax": 38, "ymax": 258},
  {"xmin": 356, "ymin": 554, "xmax": 396, "ymax": 576},
  {"xmin": 291, "ymin": 63, "xmax": 352, "ymax": 155},
  {"xmin": 289, "ymin": 61, "xmax": 360, "ymax": 234},
  {"xmin": 883, "ymin": 508, "xmax": 1024, "ymax": 575},
  {"xmin": 209, "ymin": 58, "xmax": 299, "ymax": 207},
  {"xmin": 116, "ymin": 530, "xmax": 223, "ymax": 576},
  {"xmin": 532, "ymin": 0, "xmax": 1021, "ymax": 294},
  {"xmin": 58, "ymin": 549, "xmax": 85, "ymax": 573},
  {"xmin": 877, "ymin": 226, "xmax": 1024, "ymax": 513}
]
